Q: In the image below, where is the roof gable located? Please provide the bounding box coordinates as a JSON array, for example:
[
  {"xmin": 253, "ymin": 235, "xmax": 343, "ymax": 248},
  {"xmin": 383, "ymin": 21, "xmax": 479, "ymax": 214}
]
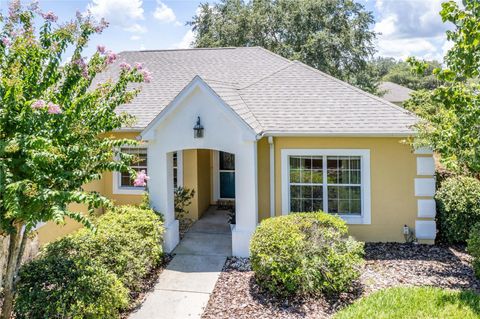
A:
[{"xmin": 141, "ymin": 75, "xmax": 258, "ymax": 141}]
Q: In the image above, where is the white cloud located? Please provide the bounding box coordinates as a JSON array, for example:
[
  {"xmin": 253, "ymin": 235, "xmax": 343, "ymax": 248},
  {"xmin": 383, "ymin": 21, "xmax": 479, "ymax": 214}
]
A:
[
  {"xmin": 172, "ymin": 29, "xmax": 195, "ymax": 49},
  {"xmin": 87, "ymin": 0, "xmax": 146, "ymax": 33},
  {"xmin": 130, "ymin": 35, "xmax": 141, "ymax": 41},
  {"xmin": 373, "ymin": 0, "xmax": 454, "ymax": 60},
  {"xmin": 153, "ymin": 0, "xmax": 181, "ymax": 25}
]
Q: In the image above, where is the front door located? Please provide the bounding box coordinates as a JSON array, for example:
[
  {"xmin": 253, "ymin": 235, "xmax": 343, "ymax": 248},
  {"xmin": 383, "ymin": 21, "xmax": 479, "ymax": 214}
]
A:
[{"xmin": 219, "ymin": 151, "xmax": 235, "ymax": 199}]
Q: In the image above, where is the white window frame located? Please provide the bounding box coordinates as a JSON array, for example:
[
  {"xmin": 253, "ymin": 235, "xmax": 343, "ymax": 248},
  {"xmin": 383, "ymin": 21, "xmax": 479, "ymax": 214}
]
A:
[
  {"xmin": 113, "ymin": 146, "xmax": 148, "ymax": 195},
  {"xmin": 281, "ymin": 149, "xmax": 371, "ymax": 225},
  {"xmin": 173, "ymin": 151, "xmax": 183, "ymax": 189}
]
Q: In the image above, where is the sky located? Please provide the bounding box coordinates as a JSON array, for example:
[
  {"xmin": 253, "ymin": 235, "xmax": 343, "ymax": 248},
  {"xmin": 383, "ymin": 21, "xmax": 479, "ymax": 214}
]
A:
[{"xmin": 1, "ymin": 0, "xmax": 455, "ymax": 62}]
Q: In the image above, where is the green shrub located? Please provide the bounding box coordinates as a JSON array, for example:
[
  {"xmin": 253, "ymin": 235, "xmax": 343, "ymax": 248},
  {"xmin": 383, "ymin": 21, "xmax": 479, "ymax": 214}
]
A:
[
  {"xmin": 15, "ymin": 206, "xmax": 164, "ymax": 318},
  {"xmin": 250, "ymin": 212, "xmax": 364, "ymax": 297},
  {"xmin": 467, "ymin": 223, "xmax": 480, "ymax": 278},
  {"xmin": 74, "ymin": 205, "xmax": 164, "ymax": 292},
  {"xmin": 436, "ymin": 176, "xmax": 480, "ymax": 243},
  {"xmin": 334, "ymin": 287, "xmax": 480, "ymax": 319},
  {"xmin": 15, "ymin": 237, "xmax": 129, "ymax": 319}
]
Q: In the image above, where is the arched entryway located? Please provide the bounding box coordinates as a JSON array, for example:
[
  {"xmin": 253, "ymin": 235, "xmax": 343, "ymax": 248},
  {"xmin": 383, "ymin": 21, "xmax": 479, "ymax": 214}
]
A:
[{"xmin": 140, "ymin": 77, "xmax": 259, "ymax": 257}]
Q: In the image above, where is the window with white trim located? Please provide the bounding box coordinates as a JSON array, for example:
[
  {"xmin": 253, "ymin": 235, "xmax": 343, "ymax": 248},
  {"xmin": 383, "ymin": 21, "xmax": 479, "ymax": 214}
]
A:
[
  {"xmin": 173, "ymin": 151, "xmax": 179, "ymax": 189},
  {"xmin": 282, "ymin": 149, "xmax": 371, "ymax": 224},
  {"xmin": 119, "ymin": 147, "xmax": 148, "ymax": 188}
]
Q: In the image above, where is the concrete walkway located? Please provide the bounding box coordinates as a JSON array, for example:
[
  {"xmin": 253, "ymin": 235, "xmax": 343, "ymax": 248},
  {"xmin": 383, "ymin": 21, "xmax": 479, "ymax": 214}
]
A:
[{"xmin": 129, "ymin": 207, "xmax": 231, "ymax": 319}]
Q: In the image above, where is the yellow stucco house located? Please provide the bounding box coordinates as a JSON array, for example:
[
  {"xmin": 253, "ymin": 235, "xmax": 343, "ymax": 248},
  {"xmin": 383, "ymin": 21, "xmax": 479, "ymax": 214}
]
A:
[{"xmin": 37, "ymin": 47, "xmax": 436, "ymax": 257}]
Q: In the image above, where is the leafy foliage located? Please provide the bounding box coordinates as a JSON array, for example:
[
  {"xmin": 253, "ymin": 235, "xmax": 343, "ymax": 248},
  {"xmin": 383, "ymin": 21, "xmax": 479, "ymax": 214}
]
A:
[
  {"xmin": 174, "ymin": 186, "xmax": 195, "ymax": 220},
  {"xmin": 188, "ymin": 0, "xmax": 378, "ymax": 93},
  {"xmin": 435, "ymin": 176, "xmax": 480, "ymax": 243},
  {"xmin": 373, "ymin": 57, "xmax": 443, "ymax": 90},
  {"xmin": 467, "ymin": 223, "xmax": 480, "ymax": 278},
  {"xmin": 334, "ymin": 287, "xmax": 480, "ymax": 319},
  {"xmin": 250, "ymin": 212, "xmax": 364, "ymax": 297},
  {"xmin": 0, "ymin": 3, "xmax": 151, "ymax": 316},
  {"xmin": 407, "ymin": 0, "xmax": 480, "ymax": 174},
  {"xmin": 14, "ymin": 206, "xmax": 164, "ymax": 318}
]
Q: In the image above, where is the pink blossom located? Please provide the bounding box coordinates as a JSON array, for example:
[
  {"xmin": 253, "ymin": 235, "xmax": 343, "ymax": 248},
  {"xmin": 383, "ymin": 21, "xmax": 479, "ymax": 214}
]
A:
[
  {"xmin": 47, "ymin": 102, "xmax": 62, "ymax": 114},
  {"xmin": 134, "ymin": 62, "xmax": 143, "ymax": 70},
  {"xmin": 120, "ymin": 62, "xmax": 131, "ymax": 71},
  {"xmin": 41, "ymin": 11, "xmax": 58, "ymax": 23},
  {"xmin": 141, "ymin": 69, "xmax": 152, "ymax": 83},
  {"xmin": 97, "ymin": 45, "xmax": 106, "ymax": 54},
  {"xmin": 95, "ymin": 18, "xmax": 109, "ymax": 33},
  {"xmin": 105, "ymin": 51, "xmax": 117, "ymax": 64},
  {"xmin": 133, "ymin": 170, "xmax": 150, "ymax": 187},
  {"xmin": 31, "ymin": 99, "xmax": 46, "ymax": 109},
  {"xmin": 2, "ymin": 38, "xmax": 10, "ymax": 46}
]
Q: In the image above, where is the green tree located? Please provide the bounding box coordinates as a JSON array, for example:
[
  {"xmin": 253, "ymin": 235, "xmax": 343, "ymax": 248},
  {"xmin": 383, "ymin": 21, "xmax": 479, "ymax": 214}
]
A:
[
  {"xmin": 408, "ymin": 0, "xmax": 480, "ymax": 174},
  {"xmin": 0, "ymin": 2, "xmax": 151, "ymax": 318},
  {"xmin": 188, "ymin": 0, "xmax": 378, "ymax": 93},
  {"xmin": 370, "ymin": 57, "xmax": 443, "ymax": 91}
]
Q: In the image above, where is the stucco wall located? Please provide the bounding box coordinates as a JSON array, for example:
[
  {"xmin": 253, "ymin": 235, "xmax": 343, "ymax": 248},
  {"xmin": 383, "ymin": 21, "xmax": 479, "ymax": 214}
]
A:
[
  {"xmin": 257, "ymin": 137, "xmax": 271, "ymax": 222},
  {"xmin": 272, "ymin": 137, "xmax": 420, "ymax": 243}
]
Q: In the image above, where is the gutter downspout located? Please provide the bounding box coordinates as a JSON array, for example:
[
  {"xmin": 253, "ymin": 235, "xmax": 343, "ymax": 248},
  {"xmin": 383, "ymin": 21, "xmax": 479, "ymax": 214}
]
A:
[{"xmin": 268, "ymin": 136, "xmax": 275, "ymax": 218}]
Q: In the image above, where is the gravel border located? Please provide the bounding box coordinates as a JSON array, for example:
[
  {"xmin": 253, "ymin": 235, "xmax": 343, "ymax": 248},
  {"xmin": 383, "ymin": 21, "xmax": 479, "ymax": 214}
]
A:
[{"xmin": 202, "ymin": 243, "xmax": 480, "ymax": 319}]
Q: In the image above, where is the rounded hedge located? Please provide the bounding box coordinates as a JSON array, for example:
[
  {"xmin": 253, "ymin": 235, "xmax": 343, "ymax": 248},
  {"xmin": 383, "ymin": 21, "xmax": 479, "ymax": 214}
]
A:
[
  {"xmin": 436, "ymin": 176, "xmax": 480, "ymax": 243},
  {"xmin": 467, "ymin": 222, "xmax": 480, "ymax": 279},
  {"xmin": 250, "ymin": 212, "xmax": 364, "ymax": 297},
  {"xmin": 15, "ymin": 206, "xmax": 164, "ymax": 319}
]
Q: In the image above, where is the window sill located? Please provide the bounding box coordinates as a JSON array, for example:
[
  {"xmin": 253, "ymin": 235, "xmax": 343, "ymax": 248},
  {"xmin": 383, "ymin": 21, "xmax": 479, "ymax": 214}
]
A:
[
  {"xmin": 338, "ymin": 214, "xmax": 370, "ymax": 225},
  {"xmin": 112, "ymin": 187, "xmax": 146, "ymax": 195}
]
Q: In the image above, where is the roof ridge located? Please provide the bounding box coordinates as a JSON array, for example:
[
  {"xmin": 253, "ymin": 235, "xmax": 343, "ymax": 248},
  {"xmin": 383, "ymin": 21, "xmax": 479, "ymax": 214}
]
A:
[
  {"xmin": 118, "ymin": 47, "xmax": 257, "ymax": 54},
  {"xmin": 239, "ymin": 61, "xmax": 296, "ymax": 90},
  {"xmin": 291, "ymin": 61, "xmax": 418, "ymax": 119}
]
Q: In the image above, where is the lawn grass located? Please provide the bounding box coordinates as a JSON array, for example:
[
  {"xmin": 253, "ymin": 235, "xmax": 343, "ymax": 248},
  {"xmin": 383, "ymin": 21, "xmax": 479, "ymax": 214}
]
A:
[{"xmin": 334, "ymin": 287, "xmax": 480, "ymax": 319}]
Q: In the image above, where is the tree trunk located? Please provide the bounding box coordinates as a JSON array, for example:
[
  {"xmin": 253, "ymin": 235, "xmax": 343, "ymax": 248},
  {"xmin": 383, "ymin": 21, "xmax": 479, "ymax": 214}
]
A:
[
  {"xmin": 0, "ymin": 223, "xmax": 24, "ymax": 319},
  {"xmin": 0, "ymin": 235, "xmax": 6, "ymax": 294}
]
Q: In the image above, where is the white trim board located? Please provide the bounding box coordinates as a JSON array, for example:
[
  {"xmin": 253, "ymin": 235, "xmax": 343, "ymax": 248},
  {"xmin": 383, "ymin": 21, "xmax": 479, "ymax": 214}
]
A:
[{"xmin": 281, "ymin": 149, "xmax": 371, "ymax": 224}]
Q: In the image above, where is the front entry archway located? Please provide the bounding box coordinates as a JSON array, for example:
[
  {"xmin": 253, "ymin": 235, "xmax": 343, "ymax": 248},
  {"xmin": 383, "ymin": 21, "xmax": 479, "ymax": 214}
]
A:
[{"xmin": 140, "ymin": 77, "xmax": 259, "ymax": 257}]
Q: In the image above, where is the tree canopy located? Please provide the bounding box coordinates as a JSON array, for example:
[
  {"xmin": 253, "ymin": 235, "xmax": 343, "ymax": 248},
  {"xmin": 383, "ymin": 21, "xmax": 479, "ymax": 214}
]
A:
[
  {"xmin": 188, "ymin": 0, "xmax": 378, "ymax": 93},
  {"xmin": 0, "ymin": 2, "xmax": 150, "ymax": 317},
  {"xmin": 407, "ymin": 0, "xmax": 480, "ymax": 175},
  {"xmin": 372, "ymin": 57, "xmax": 444, "ymax": 91}
]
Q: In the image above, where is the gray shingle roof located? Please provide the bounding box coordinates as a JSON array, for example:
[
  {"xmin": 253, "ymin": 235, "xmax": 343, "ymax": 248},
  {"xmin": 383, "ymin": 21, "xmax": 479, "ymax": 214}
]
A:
[
  {"xmin": 379, "ymin": 81, "xmax": 414, "ymax": 103},
  {"xmin": 94, "ymin": 47, "xmax": 417, "ymax": 135}
]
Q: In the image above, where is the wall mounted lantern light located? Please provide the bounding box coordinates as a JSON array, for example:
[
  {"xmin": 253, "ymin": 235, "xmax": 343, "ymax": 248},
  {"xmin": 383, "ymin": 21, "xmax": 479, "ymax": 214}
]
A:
[{"xmin": 193, "ymin": 116, "xmax": 204, "ymax": 138}]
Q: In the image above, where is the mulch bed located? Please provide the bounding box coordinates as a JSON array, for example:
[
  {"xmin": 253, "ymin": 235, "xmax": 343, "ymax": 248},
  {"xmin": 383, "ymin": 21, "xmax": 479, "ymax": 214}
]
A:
[
  {"xmin": 202, "ymin": 243, "xmax": 480, "ymax": 319},
  {"xmin": 121, "ymin": 254, "xmax": 173, "ymax": 318}
]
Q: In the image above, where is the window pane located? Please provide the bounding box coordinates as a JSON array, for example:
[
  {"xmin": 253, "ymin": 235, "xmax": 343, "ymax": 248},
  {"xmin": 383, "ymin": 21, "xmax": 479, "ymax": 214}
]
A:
[
  {"xmin": 327, "ymin": 158, "xmax": 338, "ymax": 169},
  {"xmin": 312, "ymin": 157, "xmax": 322, "ymax": 169},
  {"xmin": 338, "ymin": 170, "xmax": 349, "ymax": 184},
  {"xmin": 301, "ymin": 185, "xmax": 312, "ymax": 199},
  {"xmin": 303, "ymin": 199, "xmax": 313, "ymax": 212},
  {"xmin": 291, "ymin": 199, "xmax": 302, "ymax": 212},
  {"xmin": 312, "ymin": 186, "xmax": 322, "ymax": 199},
  {"xmin": 339, "ymin": 157, "xmax": 350, "ymax": 169},
  {"xmin": 350, "ymin": 157, "xmax": 361, "ymax": 169},
  {"xmin": 328, "ymin": 186, "xmax": 338, "ymax": 199},
  {"xmin": 220, "ymin": 152, "xmax": 235, "ymax": 170},
  {"xmin": 350, "ymin": 200, "xmax": 361, "ymax": 215},
  {"xmin": 328, "ymin": 200, "xmax": 338, "ymax": 214},
  {"xmin": 290, "ymin": 157, "xmax": 300, "ymax": 169},
  {"xmin": 312, "ymin": 169, "xmax": 323, "ymax": 183},
  {"xmin": 290, "ymin": 185, "xmax": 301, "ymax": 199},
  {"xmin": 351, "ymin": 170, "xmax": 361, "ymax": 184},
  {"xmin": 301, "ymin": 157, "xmax": 312, "ymax": 170},
  {"xmin": 338, "ymin": 200, "xmax": 350, "ymax": 214},
  {"xmin": 327, "ymin": 169, "xmax": 338, "ymax": 183},
  {"xmin": 290, "ymin": 169, "xmax": 300, "ymax": 183},
  {"xmin": 173, "ymin": 152, "xmax": 177, "ymax": 167},
  {"xmin": 300, "ymin": 170, "xmax": 312, "ymax": 183},
  {"xmin": 351, "ymin": 186, "xmax": 361, "ymax": 200},
  {"xmin": 313, "ymin": 200, "xmax": 323, "ymax": 212},
  {"xmin": 338, "ymin": 187, "xmax": 350, "ymax": 199}
]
